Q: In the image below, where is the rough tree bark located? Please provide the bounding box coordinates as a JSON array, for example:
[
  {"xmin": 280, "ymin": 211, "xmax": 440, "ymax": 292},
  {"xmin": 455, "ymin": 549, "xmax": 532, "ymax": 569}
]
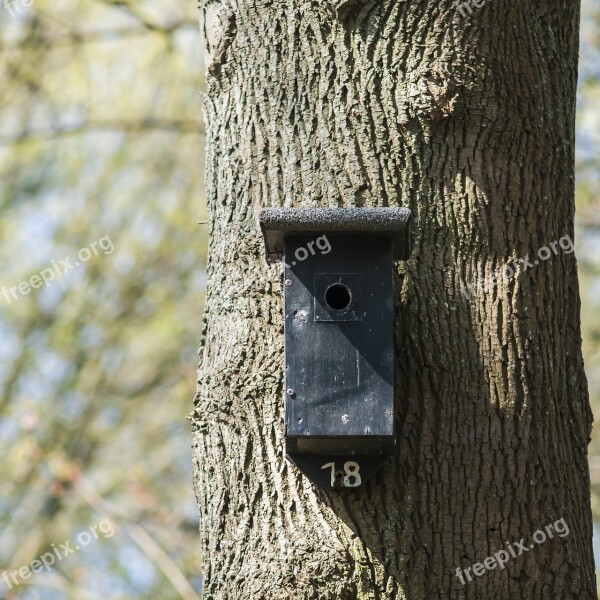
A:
[{"xmin": 193, "ymin": 1, "xmax": 596, "ymax": 598}]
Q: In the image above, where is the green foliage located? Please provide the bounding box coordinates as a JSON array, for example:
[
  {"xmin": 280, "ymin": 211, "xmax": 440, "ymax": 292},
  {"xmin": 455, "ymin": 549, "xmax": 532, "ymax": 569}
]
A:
[
  {"xmin": 0, "ymin": 1, "xmax": 206, "ymax": 598},
  {"xmin": 579, "ymin": 0, "xmax": 600, "ymax": 532}
]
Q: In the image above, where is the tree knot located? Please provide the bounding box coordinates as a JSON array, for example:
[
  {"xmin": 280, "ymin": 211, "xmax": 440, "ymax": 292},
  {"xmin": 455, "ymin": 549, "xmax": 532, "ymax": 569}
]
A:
[{"xmin": 404, "ymin": 64, "xmax": 460, "ymax": 127}]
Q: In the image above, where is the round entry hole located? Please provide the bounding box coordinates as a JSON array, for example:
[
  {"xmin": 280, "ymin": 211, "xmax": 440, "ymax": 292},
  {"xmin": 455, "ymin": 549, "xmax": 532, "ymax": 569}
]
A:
[{"xmin": 325, "ymin": 284, "xmax": 351, "ymax": 311}]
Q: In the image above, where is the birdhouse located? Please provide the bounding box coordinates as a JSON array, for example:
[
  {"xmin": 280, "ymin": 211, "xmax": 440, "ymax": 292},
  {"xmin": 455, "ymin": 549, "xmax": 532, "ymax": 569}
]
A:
[{"xmin": 259, "ymin": 207, "xmax": 411, "ymax": 488}]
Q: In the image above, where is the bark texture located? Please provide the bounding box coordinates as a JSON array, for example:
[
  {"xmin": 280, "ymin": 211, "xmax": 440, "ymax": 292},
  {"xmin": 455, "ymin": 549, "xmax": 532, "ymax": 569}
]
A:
[{"xmin": 194, "ymin": 1, "xmax": 596, "ymax": 598}]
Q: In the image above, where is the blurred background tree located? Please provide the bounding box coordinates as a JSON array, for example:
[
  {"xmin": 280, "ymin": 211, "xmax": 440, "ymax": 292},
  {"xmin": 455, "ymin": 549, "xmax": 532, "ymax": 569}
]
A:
[
  {"xmin": 580, "ymin": 0, "xmax": 600, "ymax": 561},
  {"xmin": 0, "ymin": 0, "xmax": 598, "ymax": 598},
  {"xmin": 0, "ymin": 1, "xmax": 206, "ymax": 598}
]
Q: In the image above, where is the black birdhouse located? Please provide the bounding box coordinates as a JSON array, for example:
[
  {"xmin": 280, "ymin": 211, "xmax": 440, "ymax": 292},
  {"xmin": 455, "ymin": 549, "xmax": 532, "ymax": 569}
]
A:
[{"xmin": 259, "ymin": 207, "xmax": 411, "ymax": 488}]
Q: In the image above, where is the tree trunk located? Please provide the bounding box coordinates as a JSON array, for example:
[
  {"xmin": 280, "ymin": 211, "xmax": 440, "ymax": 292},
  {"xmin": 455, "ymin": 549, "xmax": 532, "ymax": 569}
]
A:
[{"xmin": 193, "ymin": 1, "xmax": 596, "ymax": 598}]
